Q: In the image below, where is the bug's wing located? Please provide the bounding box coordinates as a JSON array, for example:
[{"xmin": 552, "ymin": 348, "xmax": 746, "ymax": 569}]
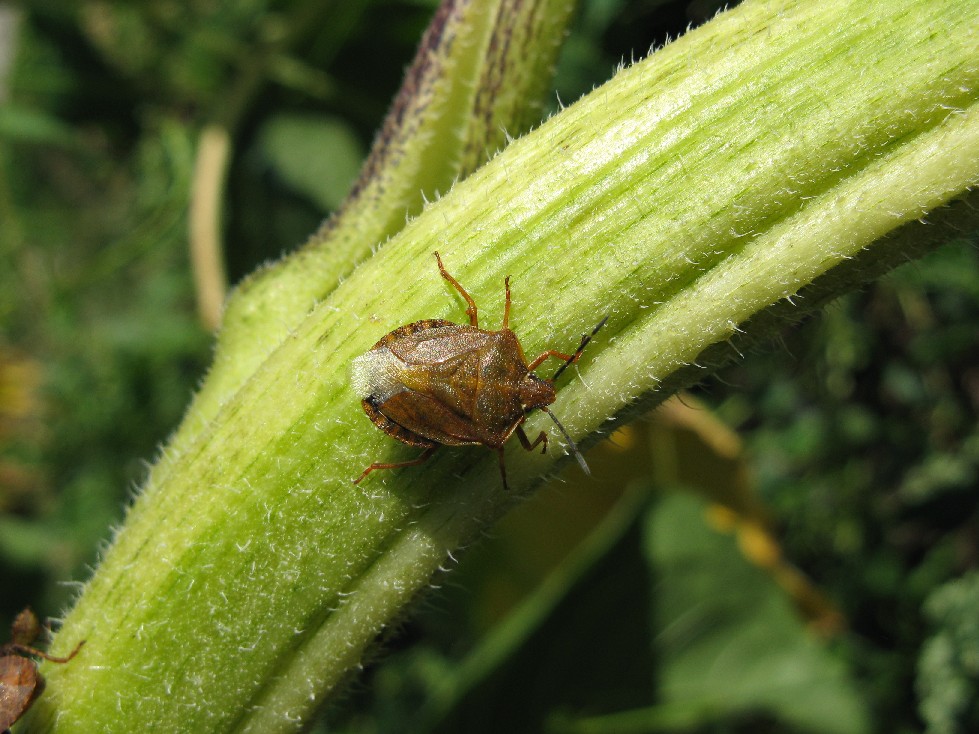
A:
[
  {"xmin": 397, "ymin": 328, "xmax": 529, "ymax": 439},
  {"xmin": 367, "ymin": 319, "xmax": 456, "ymax": 352},
  {"xmin": 397, "ymin": 328, "xmax": 499, "ymax": 421},
  {"xmin": 376, "ymin": 390, "xmax": 483, "ymax": 447},
  {"xmin": 355, "ymin": 325, "xmax": 494, "ymax": 414},
  {"xmin": 385, "ymin": 324, "xmax": 494, "ymax": 365},
  {"xmin": 352, "ymin": 328, "xmax": 486, "ymax": 403}
]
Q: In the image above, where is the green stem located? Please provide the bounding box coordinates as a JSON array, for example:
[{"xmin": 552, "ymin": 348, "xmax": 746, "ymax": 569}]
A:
[
  {"xmin": 184, "ymin": 0, "xmax": 577, "ymax": 457},
  {"xmin": 27, "ymin": 0, "xmax": 978, "ymax": 731}
]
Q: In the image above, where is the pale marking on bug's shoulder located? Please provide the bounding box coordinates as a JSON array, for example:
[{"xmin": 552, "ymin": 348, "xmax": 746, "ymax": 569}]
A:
[
  {"xmin": 403, "ymin": 326, "xmax": 491, "ymax": 365},
  {"xmin": 351, "ymin": 347, "xmax": 407, "ymax": 402}
]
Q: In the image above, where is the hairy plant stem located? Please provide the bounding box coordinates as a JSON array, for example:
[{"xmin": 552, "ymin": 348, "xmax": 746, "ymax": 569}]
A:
[{"xmin": 27, "ymin": 0, "xmax": 978, "ymax": 731}]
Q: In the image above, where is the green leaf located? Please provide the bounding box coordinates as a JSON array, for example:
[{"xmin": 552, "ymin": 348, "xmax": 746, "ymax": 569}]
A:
[
  {"xmin": 418, "ymin": 481, "xmax": 654, "ymax": 733},
  {"xmin": 257, "ymin": 114, "xmax": 364, "ymax": 212},
  {"xmin": 643, "ymin": 493, "xmax": 870, "ymax": 734},
  {"xmin": 0, "ymin": 104, "xmax": 75, "ymax": 146}
]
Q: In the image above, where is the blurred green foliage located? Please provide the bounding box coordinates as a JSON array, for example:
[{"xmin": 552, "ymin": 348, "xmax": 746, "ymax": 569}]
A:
[
  {"xmin": 917, "ymin": 571, "xmax": 979, "ymax": 734},
  {"xmin": 1, "ymin": 1, "xmax": 976, "ymax": 732}
]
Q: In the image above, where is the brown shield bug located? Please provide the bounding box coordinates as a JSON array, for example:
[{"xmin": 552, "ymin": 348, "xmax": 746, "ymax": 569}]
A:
[
  {"xmin": 0, "ymin": 607, "xmax": 84, "ymax": 733},
  {"xmin": 352, "ymin": 252, "xmax": 606, "ymax": 490}
]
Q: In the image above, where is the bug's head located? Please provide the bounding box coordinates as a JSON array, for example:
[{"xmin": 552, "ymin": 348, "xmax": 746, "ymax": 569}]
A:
[
  {"xmin": 518, "ymin": 373, "xmax": 556, "ymax": 411},
  {"xmin": 519, "ymin": 376, "xmax": 589, "ymax": 477}
]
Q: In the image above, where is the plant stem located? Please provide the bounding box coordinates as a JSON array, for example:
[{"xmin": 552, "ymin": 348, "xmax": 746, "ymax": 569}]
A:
[{"xmin": 28, "ymin": 0, "xmax": 978, "ymax": 731}]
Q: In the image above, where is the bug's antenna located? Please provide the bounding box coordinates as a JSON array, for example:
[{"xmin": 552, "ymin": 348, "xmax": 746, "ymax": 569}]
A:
[
  {"xmin": 540, "ymin": 407, "xmax": 590, "ymax": 476},
  {"xmin": 552, "ymin": 316, "xmax": 609, "ymax": 383}
]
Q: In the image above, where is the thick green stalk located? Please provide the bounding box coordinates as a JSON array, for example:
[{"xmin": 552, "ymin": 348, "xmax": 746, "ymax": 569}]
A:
[{"xmin": 27, "ymin": 0, "xmax": 978, "ymax": 731}]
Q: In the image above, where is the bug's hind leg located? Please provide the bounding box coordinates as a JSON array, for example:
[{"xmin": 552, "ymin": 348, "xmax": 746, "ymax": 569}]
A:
[
  {"xmin": 354, "ymin": 446, "xmax": 437, "ymax": 484},
  {"xmin": 434, "ymin": 252, "xmax": 478, "ymax": 327}
]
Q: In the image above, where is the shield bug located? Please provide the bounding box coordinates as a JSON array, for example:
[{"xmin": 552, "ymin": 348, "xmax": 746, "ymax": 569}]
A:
[
  {"xmin": 352, "ymin": 252, "xmax": 606, "ymax": 490},
  {"xmin": 0, "ymin": 607, "xmax": 84, "ymax": 733}
]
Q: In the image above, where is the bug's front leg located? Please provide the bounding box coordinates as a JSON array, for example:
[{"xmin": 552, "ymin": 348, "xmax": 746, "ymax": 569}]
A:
[
  {"xmin": 527, "ymin": 349, "xmax": 575, "ymax": 371},
  {"xmin": 516, "ymin": 424, "xmax": 547, "ymax": 455},
  {"xmin": 354, "ymin": 446, "xmax": 437, "ymax": 484},
  {"xmin": 531, "ymin": 316, "xmax": 610, "ymax": 376}
]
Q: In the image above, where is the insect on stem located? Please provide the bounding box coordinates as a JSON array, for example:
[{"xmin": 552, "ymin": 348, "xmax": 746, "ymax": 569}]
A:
[
  {"xmin": 352, "ymin": 254, "xmax": 608, "ymax": 490},
  {"xmin": 1, "ymin": 607, "xmax": 84, "ymax": 732}
]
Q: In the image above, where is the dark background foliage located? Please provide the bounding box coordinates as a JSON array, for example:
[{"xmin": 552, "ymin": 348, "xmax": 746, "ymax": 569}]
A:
[{"xmin": 1, "ymin": 1, "xmax": 976, "ymax": 732}]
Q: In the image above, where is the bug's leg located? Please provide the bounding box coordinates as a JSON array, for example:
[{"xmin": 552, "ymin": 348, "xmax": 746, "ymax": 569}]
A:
[
  {"xmin": 496, "ymin": 447, "xmax": 510, "ymax": 491},
  {"xmin": 502, "ymin": 275, "xmax": 512, "ymax": 329},
  {"xmin": 516, "ymin": 424, "xmax": 547, "ymax": 454},
  {"xmin": 434, "ymin": 251, "xmax": 478, "ymax": 327},
  {"xmin": 532, "ymin": 316, "xmax": 610, "ymax": 379},
  {"xmin": 354, "ymin": 446, "xmax": 437, "ymax": 484},
  {"xmin": 8, "ymin": 640, "xmax": 85, "ymax": 663},
  {"xmin": 527, "ymin": 349, "xmax": 576, "ymax": 371}
]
